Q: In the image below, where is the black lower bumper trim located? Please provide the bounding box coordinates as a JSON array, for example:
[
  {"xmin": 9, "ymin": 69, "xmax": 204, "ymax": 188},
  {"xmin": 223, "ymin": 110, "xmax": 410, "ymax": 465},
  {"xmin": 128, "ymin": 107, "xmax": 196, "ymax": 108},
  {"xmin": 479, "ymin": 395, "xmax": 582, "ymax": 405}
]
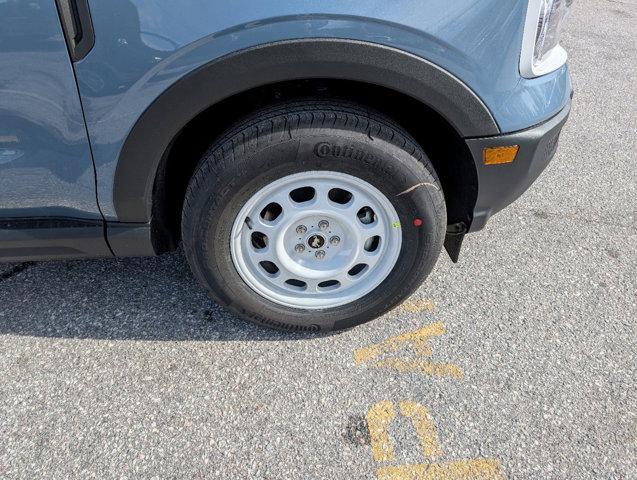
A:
[
  {"xmin": 466, "ymin": 102, "xmax": 571, "ymax": 232},
  {"xmin": 0, "ymin": 217, "xmax": 111, "ymax": 262},
  {"xmin": 0, "ymin": 218, "xmax": 157, "ymax": 262}
]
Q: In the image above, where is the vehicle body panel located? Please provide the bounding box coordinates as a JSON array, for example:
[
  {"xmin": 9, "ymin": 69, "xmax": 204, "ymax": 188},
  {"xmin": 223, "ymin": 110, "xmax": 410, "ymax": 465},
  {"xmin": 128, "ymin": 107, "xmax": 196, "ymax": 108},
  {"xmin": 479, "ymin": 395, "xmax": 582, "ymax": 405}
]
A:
[
  {"xmin": 111, "ymin": 38, "xmax": 499, "ymax": 224},
  {"xmin": 0, "ymin": 0, "xmax": 573, "ymax": 263},
  {"xmin": 0, "ymin": 0, "xmax": 101, "ymax": 220},
  {"xmin": 75, "ymin": 0, "xmax": 572, "ymax": 220}
]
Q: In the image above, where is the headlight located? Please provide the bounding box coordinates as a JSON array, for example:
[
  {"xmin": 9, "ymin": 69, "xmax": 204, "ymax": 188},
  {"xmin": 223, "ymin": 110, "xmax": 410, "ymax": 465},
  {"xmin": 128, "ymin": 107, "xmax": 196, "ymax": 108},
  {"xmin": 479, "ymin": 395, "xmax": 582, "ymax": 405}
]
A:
[{"xmin": 520, "ymin": 0, "xmax": 573, "ymax": 78}]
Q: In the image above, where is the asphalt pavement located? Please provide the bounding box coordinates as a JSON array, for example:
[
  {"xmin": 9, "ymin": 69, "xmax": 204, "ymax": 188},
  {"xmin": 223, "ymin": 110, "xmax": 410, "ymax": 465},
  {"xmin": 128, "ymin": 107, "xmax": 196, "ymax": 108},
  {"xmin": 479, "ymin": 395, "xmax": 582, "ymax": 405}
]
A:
[{"xmin": 1, "ymin": 1, "xmax": 635, "ymax": 478}]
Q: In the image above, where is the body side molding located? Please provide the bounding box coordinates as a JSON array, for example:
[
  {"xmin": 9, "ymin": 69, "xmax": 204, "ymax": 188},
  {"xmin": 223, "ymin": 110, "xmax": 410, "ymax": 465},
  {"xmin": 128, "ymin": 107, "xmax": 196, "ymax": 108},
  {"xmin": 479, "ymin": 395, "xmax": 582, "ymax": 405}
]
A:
[
  {"xmin": 113, "ymin": 39, "xmax": 500, "ymax": 223},
  {"xmin": 0, "ymin": 219, "xmax": 155, "ymax": 261},
  {"xmin": 0, "ymin": 217, "xmax": 111, "ymax": 262}
]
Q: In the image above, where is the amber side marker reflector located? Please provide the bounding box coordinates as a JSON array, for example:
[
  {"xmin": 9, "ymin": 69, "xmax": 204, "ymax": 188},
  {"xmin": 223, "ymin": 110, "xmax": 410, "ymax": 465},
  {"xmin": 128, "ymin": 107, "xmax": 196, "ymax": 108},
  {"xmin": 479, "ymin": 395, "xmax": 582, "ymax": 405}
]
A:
[{"xmin": 483, "ymin": 145, "xmax": 519, "ymax": 165}]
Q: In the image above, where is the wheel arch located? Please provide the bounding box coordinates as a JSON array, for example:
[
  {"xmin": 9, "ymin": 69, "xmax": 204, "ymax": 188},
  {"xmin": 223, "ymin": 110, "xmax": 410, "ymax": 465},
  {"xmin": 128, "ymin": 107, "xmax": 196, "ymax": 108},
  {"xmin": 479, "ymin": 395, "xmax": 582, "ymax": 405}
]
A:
[{"xmin": 112, "ymin": 39, "xmax": 498, "ymax": 250}]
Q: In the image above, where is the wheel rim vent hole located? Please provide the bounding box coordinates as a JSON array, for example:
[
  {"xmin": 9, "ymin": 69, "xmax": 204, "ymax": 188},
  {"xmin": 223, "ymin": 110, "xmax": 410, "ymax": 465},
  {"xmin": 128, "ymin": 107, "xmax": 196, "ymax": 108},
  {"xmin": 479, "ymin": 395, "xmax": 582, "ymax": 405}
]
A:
[
  {"xmin": 260, "ymin": 202, "xmax": 282, "ymax": 222},
  {"xmin": 290, "ymin": 187, "xmax": 316, "ymax": 203},
  {"xmin": 259, "ymin": 261, "xmax": 279, "ymax": 276},
  {"xmin": 364, "ymin": 236, "xmax": 381, "ymax": 252},
  {"xmin": 285, "ymin": 279, "xmax": 307, "ymax": 290},
  {"xmin": 328, "ymin": 188, "xmax": 353, "ymax": 205},
  {"xmin": 318, "ymin": 280, "xmax": 341, "ymax": 291},
  {"xmin": 348, "ymin": 263, "xmax": 368, "ymax": 277},
  {"xmin": 251, "ymin": 232, "xmax": 268, "ymax": 250},
  {"xmin": 357, "ymin": 206, "xmax": 376, "ymax": 225}
]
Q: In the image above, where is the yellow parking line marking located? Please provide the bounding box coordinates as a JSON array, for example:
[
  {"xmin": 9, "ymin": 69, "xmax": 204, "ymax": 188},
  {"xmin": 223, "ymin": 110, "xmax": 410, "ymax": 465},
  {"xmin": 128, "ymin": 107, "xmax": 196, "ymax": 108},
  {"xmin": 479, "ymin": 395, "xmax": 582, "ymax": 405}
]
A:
[
  {"xmin": 367, "ymin": 400, "xmax": 505, "ymax": 480},
  {"xmin": 398, "ymin": 401, "xmax": 442, "ymax": 459},
  {"xmin": 354, "ymin": 323, "xmax": 444, "ymax": 364},
  {"xmin": 367, "ymin": 400, "xmax": 398, "ymax": 463},
  {"xmin": 395, "ymin": 299, "xmax": 436, "ymax": 314},
  {"xmin": 376, "ymin": 459, "xmax": 505, "ymax": 480},
  {"xmin": 354, "ymin": 322, "xmax": 463, "ymax": 379}
]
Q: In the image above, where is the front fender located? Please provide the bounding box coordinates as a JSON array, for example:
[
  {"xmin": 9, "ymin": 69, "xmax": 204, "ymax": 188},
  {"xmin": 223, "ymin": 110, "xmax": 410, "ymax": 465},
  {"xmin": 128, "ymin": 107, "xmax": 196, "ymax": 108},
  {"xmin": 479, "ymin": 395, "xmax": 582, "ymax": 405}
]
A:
[
  {"xmin": 111, "ymin": 38, "xmax": 498, "ymax": 223},
  {"xmin": 75, "ymin": 3, "xmax": 568, "ymax": 222},
  {"xmin": 75, "ymin": 9, "xmax": 509, "ymax": 221}
]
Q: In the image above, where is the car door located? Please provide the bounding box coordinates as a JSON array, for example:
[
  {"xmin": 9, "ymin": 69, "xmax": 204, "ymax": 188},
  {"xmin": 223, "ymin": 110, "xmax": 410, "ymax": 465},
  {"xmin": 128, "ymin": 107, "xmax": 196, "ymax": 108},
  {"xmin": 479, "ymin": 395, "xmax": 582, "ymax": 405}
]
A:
[{"xmin": 0, "ymin": 0, "xmax": 110, "ymax": 260}]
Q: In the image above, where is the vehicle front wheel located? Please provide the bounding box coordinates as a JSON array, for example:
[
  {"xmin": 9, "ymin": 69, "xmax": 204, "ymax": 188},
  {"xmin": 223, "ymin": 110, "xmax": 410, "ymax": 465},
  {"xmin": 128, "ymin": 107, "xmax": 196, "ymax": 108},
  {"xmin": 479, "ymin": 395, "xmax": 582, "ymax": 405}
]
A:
[{"xmin": 182, "ymin": 101, "xmax": 446, "ymax": 332}]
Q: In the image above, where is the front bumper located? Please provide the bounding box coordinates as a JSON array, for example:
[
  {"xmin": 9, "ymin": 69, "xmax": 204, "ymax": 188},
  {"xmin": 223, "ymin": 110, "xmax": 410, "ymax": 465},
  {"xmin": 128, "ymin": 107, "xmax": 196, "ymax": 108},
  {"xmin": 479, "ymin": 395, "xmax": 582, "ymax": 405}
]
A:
[{"xmin": 466, "ymin": 100, "xmax": 572, "ymax": 232}]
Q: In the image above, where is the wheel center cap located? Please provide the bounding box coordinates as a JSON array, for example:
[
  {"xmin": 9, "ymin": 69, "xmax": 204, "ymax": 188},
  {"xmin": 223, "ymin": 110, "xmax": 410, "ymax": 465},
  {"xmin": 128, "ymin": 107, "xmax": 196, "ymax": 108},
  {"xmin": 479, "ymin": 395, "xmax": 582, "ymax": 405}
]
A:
[{"xmin": 307, "ymin": 234, "xmax": 325, "ymax": 249}]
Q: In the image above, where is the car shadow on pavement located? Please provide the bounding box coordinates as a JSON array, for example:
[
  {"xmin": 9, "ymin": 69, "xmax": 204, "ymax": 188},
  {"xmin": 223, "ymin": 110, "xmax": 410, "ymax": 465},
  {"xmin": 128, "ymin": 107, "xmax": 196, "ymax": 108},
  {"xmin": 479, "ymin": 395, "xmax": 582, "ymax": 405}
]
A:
[{"xmin": 0, "ymin": 250, "xmax": 332, "ymax": 342}]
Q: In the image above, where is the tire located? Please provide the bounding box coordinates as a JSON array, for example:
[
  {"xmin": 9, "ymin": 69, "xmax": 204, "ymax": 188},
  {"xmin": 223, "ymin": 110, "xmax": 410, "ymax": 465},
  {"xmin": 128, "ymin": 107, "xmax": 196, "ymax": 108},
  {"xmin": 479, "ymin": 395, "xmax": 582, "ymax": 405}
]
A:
[{"xmin": 182, "ymin": 100, "xmax": 446, "ymax": 332}]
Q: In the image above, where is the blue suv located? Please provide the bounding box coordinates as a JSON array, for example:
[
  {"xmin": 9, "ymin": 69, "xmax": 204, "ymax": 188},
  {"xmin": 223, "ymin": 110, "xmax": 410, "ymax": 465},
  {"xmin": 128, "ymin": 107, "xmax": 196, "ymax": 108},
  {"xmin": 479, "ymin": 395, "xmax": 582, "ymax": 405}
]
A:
[{"xmin": 0, "ymin": 0, "xmax": 572, "ymax": 331}]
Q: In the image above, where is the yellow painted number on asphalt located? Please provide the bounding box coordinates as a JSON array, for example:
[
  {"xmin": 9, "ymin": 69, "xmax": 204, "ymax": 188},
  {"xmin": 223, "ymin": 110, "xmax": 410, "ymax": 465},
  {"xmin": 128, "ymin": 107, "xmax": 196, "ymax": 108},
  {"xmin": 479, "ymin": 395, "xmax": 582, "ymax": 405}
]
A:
[
  {"xmin": 367, "ymin": 400, "xmax": 505, "ymax": 480},
  {"xmin": 354, "ymin": 322, "xmax": 463, "ymax": 379},
  {"xmin": 395, "ymin": 299, "xmax": 435, "ymax": 314}
]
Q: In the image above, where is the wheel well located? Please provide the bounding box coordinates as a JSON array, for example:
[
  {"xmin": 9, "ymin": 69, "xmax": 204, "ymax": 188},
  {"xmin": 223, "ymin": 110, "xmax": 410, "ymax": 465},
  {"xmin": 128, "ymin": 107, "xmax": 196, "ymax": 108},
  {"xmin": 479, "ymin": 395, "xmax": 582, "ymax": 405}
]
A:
[{"xmin": 151, "ymin": 79, "xmax": 478, "ymax": 253}]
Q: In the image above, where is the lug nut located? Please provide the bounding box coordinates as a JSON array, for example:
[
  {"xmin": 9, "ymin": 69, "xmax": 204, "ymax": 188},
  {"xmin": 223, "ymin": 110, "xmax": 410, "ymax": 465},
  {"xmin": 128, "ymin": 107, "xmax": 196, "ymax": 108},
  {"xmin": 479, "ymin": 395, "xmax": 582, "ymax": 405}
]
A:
[
  {"xmin": 315, "ymin": 250, "xmax": 326, "ymax": 260},
  {"xmin": 294, "ymin": 244, "xmax": 305, "ymax": 253},
  {"xmin": 296, "ymin": 225, "xmax": 307, "ymax": 235},
  {"xmin": 329, "ymin": 236, "xmax": 341, "ymax": 246},
  {"xmin": 318, "ymin": 220, "xmax": 329, "ymax": 231}
]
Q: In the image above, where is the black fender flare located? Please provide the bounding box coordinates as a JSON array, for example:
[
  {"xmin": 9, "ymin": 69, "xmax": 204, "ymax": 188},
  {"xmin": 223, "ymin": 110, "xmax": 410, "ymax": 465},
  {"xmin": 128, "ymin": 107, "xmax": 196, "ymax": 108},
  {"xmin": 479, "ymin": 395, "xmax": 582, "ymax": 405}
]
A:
[{"xmin": 113, "ymin": 38, "xmax": 499, "ymax": 222}]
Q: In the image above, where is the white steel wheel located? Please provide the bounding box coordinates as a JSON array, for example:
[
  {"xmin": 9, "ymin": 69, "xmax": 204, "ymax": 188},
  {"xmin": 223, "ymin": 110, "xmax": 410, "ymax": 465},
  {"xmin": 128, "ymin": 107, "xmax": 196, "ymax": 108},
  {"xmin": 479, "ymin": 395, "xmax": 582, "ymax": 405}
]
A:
[{"xmin": 230, "ymin": 171, "xmax": 403, "ymax": 309}]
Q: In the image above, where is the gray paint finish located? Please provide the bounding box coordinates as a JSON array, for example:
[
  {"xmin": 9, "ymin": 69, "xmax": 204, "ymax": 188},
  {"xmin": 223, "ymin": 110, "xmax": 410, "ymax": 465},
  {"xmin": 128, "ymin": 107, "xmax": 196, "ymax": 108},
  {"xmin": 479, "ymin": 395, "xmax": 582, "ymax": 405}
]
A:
[
  {"xmin": 112, "ymin": 39, "xmax": 499, "ymax": 223},
  {"xmin": 74, "ymin": 0, "xmax": 572, "ymax": 220},
  {"xmin": 0, "ymin": 0, "xmax": 101, "ymax": 220}
]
